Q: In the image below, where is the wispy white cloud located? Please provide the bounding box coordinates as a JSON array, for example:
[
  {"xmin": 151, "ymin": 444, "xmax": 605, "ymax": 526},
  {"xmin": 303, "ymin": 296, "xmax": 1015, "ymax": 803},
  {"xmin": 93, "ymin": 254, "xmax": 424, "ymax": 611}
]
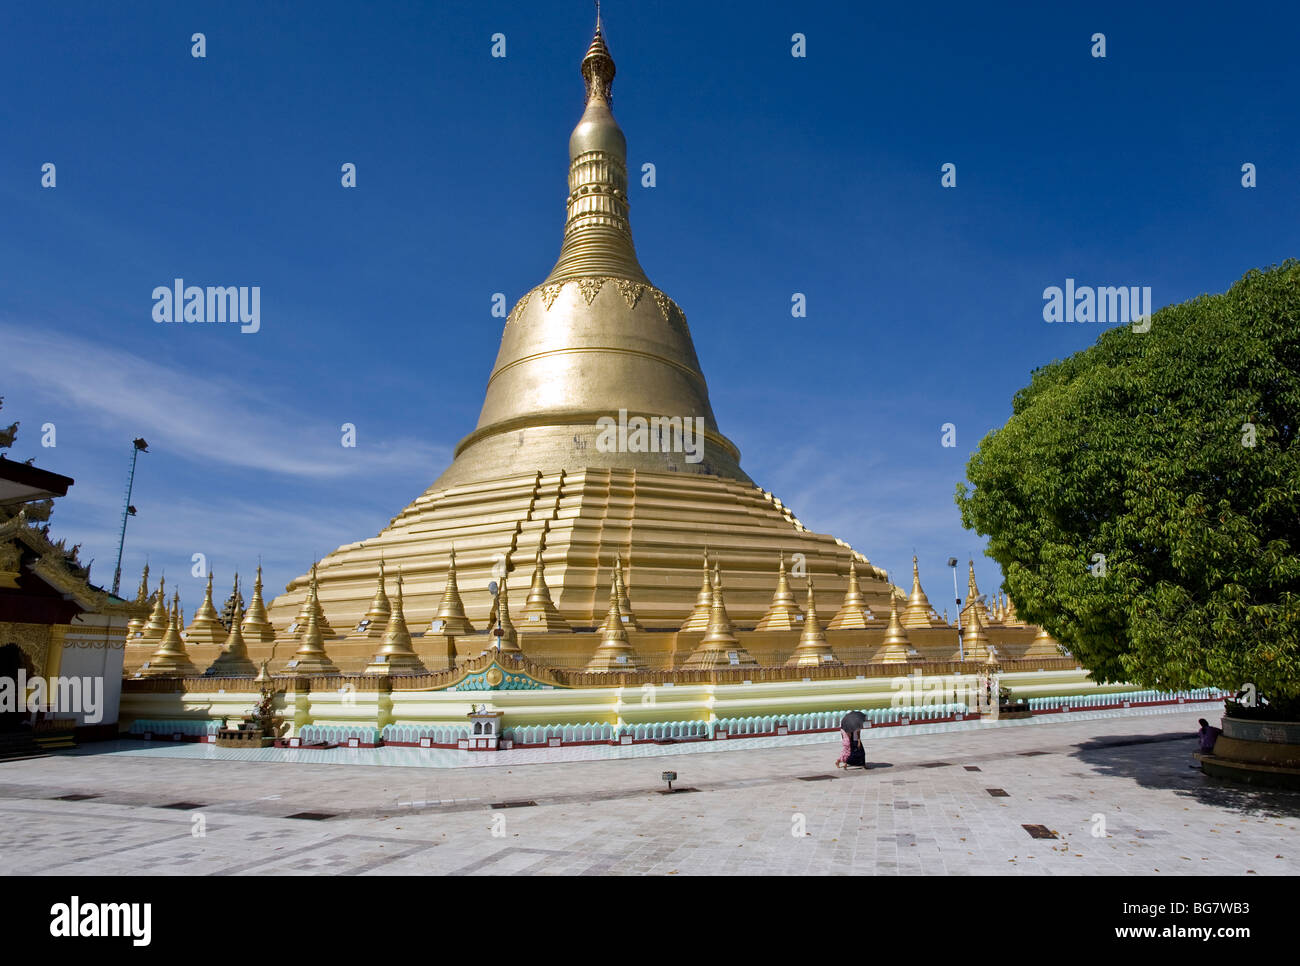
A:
[{"xmin": 0, "ymin": 321, "xmax": 449, "ymax": 479}]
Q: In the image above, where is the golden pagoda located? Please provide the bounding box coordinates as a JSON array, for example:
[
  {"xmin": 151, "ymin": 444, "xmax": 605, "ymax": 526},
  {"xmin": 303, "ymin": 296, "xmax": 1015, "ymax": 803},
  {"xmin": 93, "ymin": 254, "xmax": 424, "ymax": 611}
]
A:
[
  {"xmin": 1024, "ymin": 624, "xmax": 1063, "ymax": 659},
  {"xmin": 684, "ymin": 567, "xmax": 757, "ymax": 668},
  {"xmin": 678, "ymin": 551, "xmax": 714, "ymax": 632},
  {"xmin": 586, "ymin": 569, "xmax": 645, "ymax": 670},
  {"xmin": 961, "ymin": 560, "xmax": 992, "ymax": 627},
  {"xmin": 241, "ymin": 565, "xmax": 277, "ymax": 644},
  {"xmin": 291, "ymin": 566, "xmax": 336, "ymax": 640},
  {"xmin": 877, "ymin": 594, "xmax": 912, "ymax": 665},
  {"xmin": 365, "ymin": 571, "xmax": 426, "ymax": 674},
  {"xmin": 611, "ymin": 554, "xmax": 641, "ymax": 630},
  {"xmin": 262, "ymin": 19, "xmax": 902, "ymax": 654},
  {"xmin": 125, "ymin": 564, "xmax": 151, "ymax": 639},
  {"xmin": 141, "ymin": 592, "xmax": 198, "ymax": 677},
  {"xmin": 755, "ymin": 552, "xmax": 804, "ymax": 631},
  {"xmin": 827, "ymin": 558, "xmax": 875, "ymax": 630},
  {"xmin": 521, "ymin": 544, "xmax": 571, "ymax": 632},
  {"xmin": 134, "ymin": 572, "xmax": 169, "ymax": 646},
  {"xmin": 785, "ymin": 574, "xmax": 838, "ymax": 667},
  {"xmin": 962, "ymin": 596, "xmax": 991, "ymax": 662},
  {"xmin": 183, "ymin": 571, "xmax": 227, "ymax": 648},
  {"xmin": 428, "ymin": 548, "xmax": 474, "ymax": 636},
  {"xmin": 349, "ymin": 560, "xmax": 392, "ymax": 640},
  {"xmin": 207, "ymin": 574, "xmax": 257, "ymax": 677},
  {"xmin": 901, "ymin": 556, "xmax": 942, "ymax": 628},
  {"xmin": 290, "ymin": 570, "xmax": 337, "ymax": 674}
]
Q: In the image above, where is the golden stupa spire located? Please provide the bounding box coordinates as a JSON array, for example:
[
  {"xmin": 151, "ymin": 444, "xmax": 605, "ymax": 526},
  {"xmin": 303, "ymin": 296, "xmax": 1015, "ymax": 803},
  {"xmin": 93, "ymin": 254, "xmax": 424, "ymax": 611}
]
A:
[
  {"xmin": 521, "ymin": 542, "xmax": 571, "ymax": 632},
  {"xmin": 366, "ymin": 569, "xmax": 426, "ymax": 674},
  {"xmin": 612, "ymin": 553, "xmax": 640, "ymax": 629},
  {"xmin": 901, "ymin": 556, "xmax": 939, "ymax": 628},
  {"xmin": 137, "ymin": 574, "xmax": 169, "ymax": 644},
  {"xmin": 684, "ymin": 565, "xmax": 757, "ymax": 667},
  {"xmin": 962, "ymin": 559, "xmax": 990, "ymax": 626},
  {"xmin": 586, "ymin": 567, "xmax": 645, "ymax": 670},
  {"xmin": 350, "ymin": 559, "xmax": 392, "ymax": 640},
  {"xmin": 142, "ymin": 591, "xmax": 198, "ymax": 676},
  {"xmin": 679, "ymin": 550, "xmax": 714, "ymax": 632},
  {"xmin": 786, "ymin": 574, "xmax": 838, "ymax": 667},
  {"xmin": 302, "ymin": 564, "xmax": 335, "ymax": 639},
  {"xmin": 877, "ymin": 593, "xmax": 912, "ymax": 665},
  {"xmin": 702, "ymin": 566, "xmax": 738, "ymax": 646},
  {"xmin": 367, "ymin": 558, "xmax": 391, "ymax": 621},
  {"xmin": 184, "ymin": 570, "xmax": 227, "ymax": 648},
  {"xmin": 292, "ymin": 568, "xmax": 338, "ymax": 674},
  {"xmin": 963, "ymin": 594, "xmax": 990, "ymax": 662},
  {"xmin": 293, "ymin": 562, "xmax": 336, "ymax": 639},
  {"xmin": 828, "ymin": 557, "xmax": 875, "ymax": 630},
  {"xmin": 544, "ymin": 14, "xmax": 646, "ymax": 285},
  {"xmin": 429, "ymin": 547, "xmax": 475, "ymax": 636},
  {"xmin": 126, "ymin": 564, "xmax": 152, "ymax": 639},
  {"xmin": 490, "ymin": 575, "xmax": 521, "ymax": 653},
  {"xmin": 240, "ymin": 564, "xmax": 276, "ymax": 644},
  {"xmin": 207, "ymin": 573, "xmax": 256, "ymax": 677},
  {"xmin": 756, "ymin": 551, "xmax": 804, "ymax": 631}
]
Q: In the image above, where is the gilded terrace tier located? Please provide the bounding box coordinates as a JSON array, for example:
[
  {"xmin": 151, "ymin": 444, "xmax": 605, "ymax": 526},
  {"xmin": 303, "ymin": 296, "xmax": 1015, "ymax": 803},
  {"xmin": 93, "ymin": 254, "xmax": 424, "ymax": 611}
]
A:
[{"xmin": 121, "ymin": 530, "xmax": 1059, "ymax": 677}]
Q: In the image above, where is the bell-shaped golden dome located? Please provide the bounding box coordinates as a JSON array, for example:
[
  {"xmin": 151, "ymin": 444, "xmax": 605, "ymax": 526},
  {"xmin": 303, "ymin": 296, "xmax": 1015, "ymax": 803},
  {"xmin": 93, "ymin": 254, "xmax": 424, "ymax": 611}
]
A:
[{"xmin": 432, "ymin": 22, "xmax": 747, "ymax": 489}]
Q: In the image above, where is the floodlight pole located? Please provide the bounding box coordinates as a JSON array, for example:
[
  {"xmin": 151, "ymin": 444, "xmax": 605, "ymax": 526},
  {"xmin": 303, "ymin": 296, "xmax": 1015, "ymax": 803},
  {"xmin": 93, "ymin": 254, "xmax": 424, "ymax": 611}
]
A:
[{"xmin": 111, "ymin": 438, "xmax": 149, "ymax": 597}]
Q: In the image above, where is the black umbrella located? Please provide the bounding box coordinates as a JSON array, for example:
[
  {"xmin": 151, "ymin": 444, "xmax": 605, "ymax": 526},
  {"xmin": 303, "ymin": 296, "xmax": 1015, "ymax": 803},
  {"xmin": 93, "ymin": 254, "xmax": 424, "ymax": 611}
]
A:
[{"xmin": 840, "ymin": 710, "xmax": 866, "ymax": 733}]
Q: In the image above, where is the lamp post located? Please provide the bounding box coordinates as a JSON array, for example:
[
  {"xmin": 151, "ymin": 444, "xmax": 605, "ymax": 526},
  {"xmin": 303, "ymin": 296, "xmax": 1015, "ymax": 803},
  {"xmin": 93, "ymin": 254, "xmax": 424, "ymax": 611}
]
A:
[
  {"xmin": 948, "ymin": 557, "xmax": 964, "ymax": 661},
  {"xmin": 111, "ymin": 437, "xmax": 149, "ymax": 597}
]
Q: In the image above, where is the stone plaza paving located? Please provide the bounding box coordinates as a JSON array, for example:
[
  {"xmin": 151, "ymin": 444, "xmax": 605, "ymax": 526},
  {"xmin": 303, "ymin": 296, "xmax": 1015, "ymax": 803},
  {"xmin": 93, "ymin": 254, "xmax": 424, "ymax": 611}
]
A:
[{"xmin": 0, "ymin": 704, "xmax": 1295, "ymax": 875}]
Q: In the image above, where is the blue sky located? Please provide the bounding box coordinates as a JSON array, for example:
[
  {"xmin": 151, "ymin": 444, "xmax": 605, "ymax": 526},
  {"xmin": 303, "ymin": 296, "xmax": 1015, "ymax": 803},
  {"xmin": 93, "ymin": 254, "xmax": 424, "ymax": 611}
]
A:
[{"xmin": 2, "ymin": 0, "xmax": 1297, "ymax": 613}]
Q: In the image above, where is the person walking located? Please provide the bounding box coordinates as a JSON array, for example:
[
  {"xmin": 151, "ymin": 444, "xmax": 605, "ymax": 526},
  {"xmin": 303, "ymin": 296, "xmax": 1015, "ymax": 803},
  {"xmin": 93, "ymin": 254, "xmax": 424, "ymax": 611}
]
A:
[{"xmin": 836, "ymin": 710, "xmax": 867, "ymax": 769}]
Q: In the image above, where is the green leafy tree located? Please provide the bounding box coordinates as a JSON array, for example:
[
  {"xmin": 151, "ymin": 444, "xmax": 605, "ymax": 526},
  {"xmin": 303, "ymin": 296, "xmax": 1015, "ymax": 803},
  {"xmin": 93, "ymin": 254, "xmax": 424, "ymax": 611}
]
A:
[{"xmin": 956, "ymin": 262, "xmax": 1300, "ymax": 700}]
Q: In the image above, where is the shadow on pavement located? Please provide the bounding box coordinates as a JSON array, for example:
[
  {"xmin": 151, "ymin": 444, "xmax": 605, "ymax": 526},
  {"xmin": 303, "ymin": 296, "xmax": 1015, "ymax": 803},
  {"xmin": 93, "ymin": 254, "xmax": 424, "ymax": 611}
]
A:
[{"xmin": 1071, "ymin": 731, "xmax": 1300, "ymax": 818}]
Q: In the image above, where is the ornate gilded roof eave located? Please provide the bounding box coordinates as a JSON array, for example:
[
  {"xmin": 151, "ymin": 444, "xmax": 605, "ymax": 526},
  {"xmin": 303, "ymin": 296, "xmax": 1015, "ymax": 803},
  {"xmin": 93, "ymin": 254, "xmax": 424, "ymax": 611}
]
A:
[{"xmin": 0, "ymin": 516, "xmax": 136, "ymax": 615}]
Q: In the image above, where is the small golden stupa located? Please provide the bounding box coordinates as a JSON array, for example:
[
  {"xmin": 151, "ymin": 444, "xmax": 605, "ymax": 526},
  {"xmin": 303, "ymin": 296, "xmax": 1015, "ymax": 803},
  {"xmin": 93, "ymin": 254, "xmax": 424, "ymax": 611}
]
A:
[
  {"xmin": 586, "ymin": 569, "xmax": 645, "ymax": 671},
  {"xmin": 877, "ymin": 594, "xmax": 912, "ymax": 665},
  {"xmin": 141, "ymin": 592, "xmax": 198, "ymax": 677},
  {"xmin": 785, "ymin": 574, "xmax": 838, "ymax": 668},
  {"xmin": 756, "ymin": 553, "xmax": 804, "ymax": 632},
  {"xmin": 207, "ymin": 574, "xmax": 257, "ymax": 677}
]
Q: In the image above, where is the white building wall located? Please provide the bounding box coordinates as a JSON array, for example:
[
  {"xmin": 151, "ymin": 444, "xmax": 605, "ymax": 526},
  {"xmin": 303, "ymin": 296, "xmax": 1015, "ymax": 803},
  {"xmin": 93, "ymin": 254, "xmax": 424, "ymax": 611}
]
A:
[{"xmin": 54, "ymin": 612, "xmax": 127, "ymax": 727}]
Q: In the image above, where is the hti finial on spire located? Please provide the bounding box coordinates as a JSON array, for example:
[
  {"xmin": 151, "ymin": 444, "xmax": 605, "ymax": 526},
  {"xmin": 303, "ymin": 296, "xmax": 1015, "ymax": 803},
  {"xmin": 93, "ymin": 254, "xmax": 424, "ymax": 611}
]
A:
[{"xmin": 581, "ymin": 11, "xmax": 615, "ymax": 102}]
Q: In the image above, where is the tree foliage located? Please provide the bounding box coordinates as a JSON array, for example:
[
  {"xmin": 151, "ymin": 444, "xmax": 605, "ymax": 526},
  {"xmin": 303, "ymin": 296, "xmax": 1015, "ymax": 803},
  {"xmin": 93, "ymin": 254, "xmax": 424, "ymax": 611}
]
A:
[{"xmin": 957, "ymin": 262, "xmax": 1300, "ymax": 699}]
